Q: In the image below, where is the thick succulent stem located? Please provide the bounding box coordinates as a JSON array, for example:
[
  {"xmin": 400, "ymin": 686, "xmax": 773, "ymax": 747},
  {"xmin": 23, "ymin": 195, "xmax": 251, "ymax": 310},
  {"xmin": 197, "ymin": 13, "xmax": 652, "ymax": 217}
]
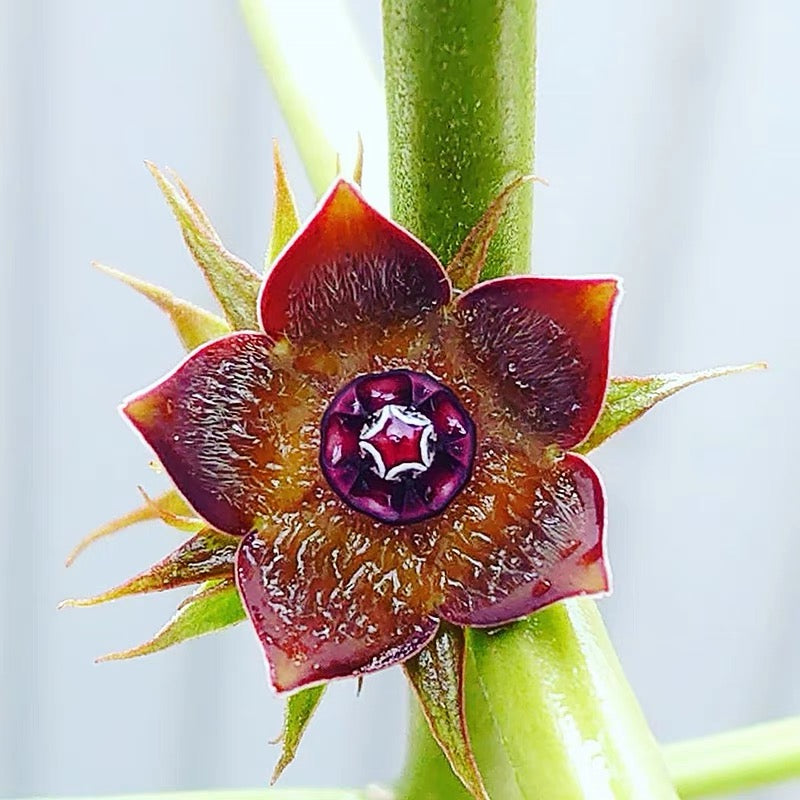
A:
[{"xmin": 384, "ymin": 3, "xmax": 679, "ymax": 798}]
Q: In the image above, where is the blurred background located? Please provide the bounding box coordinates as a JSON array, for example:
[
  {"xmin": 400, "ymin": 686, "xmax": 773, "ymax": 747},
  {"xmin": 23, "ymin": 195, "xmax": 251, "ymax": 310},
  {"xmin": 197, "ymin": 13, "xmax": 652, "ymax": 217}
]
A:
[{"xmin": 0, "ymin": 1, "xmax": 797, "ymax": 798}]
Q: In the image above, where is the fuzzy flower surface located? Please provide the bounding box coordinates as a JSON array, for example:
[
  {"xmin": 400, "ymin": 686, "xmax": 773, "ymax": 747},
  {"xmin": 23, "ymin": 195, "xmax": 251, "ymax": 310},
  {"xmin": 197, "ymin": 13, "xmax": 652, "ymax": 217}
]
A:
[{"xmin": 122, "ymin": 179, "xmax": 619, "ymax": 693}]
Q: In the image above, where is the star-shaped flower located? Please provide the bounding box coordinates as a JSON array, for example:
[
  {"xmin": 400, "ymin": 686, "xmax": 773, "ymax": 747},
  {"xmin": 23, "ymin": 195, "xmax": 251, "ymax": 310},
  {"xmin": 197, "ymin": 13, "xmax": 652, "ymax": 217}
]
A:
[
  {"xmin": 121, "ymin": 178, "xmax": 619, "ymax": 693},
  {"xmin": 64, "ymin": 155, "xmax": 761, "ymax": 796}
]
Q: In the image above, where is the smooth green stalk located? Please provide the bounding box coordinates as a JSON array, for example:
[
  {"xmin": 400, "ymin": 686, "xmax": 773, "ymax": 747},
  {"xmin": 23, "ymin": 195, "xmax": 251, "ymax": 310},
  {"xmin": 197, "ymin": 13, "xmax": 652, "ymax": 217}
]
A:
[
  {"xmin": 465, "ymin": 601, "xmax": 677, "ymax": 799},
  {"xmin": 666, "ymin": 717, "xmax": 800, "ymax": 798},
  {"xmin": 239, "ymin": 0, "xmax": 387, "ymax": 199},
  {"xmin": 384, "ymin": 3, "xmax": 678, "ymax": 798},
  {"xmin": 239, "ymin": 0, "xmax": 338, "ymax": 194},
  {"xmin": 397, "ymin": 604, "xmax": 680, "ymax": 800}
]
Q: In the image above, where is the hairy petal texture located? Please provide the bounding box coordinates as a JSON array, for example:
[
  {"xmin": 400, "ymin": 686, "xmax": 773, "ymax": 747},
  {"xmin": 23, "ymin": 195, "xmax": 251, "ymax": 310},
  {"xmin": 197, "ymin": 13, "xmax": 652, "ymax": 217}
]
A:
[
  {"xmin": 122, "ymin": 333, "xmax": 322, "ymax": 536},
  {"xmin": 235, "ymin": 481, "xmax": 440, "ymax": 693},
  {"xmin": 457, "ymin": 276, "xmax": 620, "ymax": 449},
  {"xmin": 258, "ymin": 179, "xmax": 451, "ymax": 344},
  {"xmin": 437, "ymin": 451, "xmax": 607, "ymax": 627}
]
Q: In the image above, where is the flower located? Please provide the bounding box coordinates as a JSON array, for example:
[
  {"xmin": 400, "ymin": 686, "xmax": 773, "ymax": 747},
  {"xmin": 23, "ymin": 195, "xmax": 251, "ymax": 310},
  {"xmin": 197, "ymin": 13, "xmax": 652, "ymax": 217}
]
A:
[{"xmin": 121, "ymin": 178, "xmax": 619, "ymax": 693}]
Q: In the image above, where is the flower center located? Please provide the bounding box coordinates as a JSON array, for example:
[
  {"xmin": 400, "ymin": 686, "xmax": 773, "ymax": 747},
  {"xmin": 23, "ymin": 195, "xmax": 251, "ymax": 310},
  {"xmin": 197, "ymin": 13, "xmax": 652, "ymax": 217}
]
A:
[
  {"xmin": 319, "ymin": 369, "xmax": 476, "ymax": 525},
  {"xmin": 359, "ymin": 405, "xmax": 436, "ymax": 480}
]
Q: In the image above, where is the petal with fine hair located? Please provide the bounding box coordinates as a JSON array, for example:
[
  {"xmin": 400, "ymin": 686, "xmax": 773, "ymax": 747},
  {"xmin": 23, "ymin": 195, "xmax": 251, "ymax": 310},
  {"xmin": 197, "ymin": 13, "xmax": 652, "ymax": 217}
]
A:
[
  {"xmin": 437, "ymin": 452, "xmax": 608, "ymax": 627},
  {"xmin": 122, "ymin": 332, "xmax": 322, "ymax": 536},
  {"xmin": 457, "ymin": 276, "xmax": 620, "ymax": 449},
  {"xmin": 235, "ymin": 483, "xmax": 440, "ymax": 693},
  {"xmin": 259, "ymin": 179, "xmax": 451, "ymax": 344}
]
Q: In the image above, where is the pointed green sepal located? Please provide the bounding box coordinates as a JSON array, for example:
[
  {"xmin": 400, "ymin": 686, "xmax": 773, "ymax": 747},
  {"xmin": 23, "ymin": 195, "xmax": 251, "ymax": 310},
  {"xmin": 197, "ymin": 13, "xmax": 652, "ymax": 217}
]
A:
[
  {"xmin": 66, "ymin": 488, "xmax": 195, "ymax": 566},
  {"xmin": 137, "ymin": 487, "xmax": 204, "ymax": 533},
  {"xmin": 61, "ymin": 529, "xmax": 238, "ymax": 609},
  {"xmin": 271, "ymin": 684, "xmax": 328, "ymax": 784},
  {"xmin": 267, "ymin": 141, "xmax": 302, "ymax": 265},
  {"xmin": 447, "ymin": 176, "xmax": 543, "ymax": 291},
  {"xmin": 96, "ymin": 579, "xmax": 245, "ymax": 662},
  {"xmin": 146, "ymin": 162, "xmax": 261, "ymax": 330},
  {"xmin": 577, "ymin": 363, "xmax": 766, "ymax": 455},
  {"xmin": 169, "ymin": 167, "xmax": 219, "ymax": 239},
  {"xmin": 353, "ymin": 133, "xmax": 364, "ymax": 186},
  {"xmin": 93, "ymin": 262, "xmax": 230, "ymax": 351},
  {"xmin": 404, "ymin": 624, "xmax": 488, "ymax": 800}
]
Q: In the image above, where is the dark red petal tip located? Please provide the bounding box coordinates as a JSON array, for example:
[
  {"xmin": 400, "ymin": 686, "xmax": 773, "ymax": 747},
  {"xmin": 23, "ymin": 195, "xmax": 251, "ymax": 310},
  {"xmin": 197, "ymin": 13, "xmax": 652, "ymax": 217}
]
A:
[
  {"xmin": 438, "ymin": 452, "xmax": 608, "ymax": 627},
  {"xmin": 258, "ymin": 179, "xmax": 451, "ymax": 342},
  {"xmin": 122, "ymin": 332, "xmax": 318, "ymax": 536},
  {"xmin": 236, "ymin": 525, "xmax": 439, "ymax": 693},
  {"xmin": 319, "ymin": 370, "xmax": 476, "ymax": 525},
  {"xmin": 457, "ymin": 276, "xmax": 620, "ymax": 449}
]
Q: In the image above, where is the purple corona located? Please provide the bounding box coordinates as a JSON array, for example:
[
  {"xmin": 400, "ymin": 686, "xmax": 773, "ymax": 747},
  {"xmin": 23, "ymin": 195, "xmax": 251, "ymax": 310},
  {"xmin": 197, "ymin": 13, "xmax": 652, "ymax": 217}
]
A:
[{"xmin": 320, "ymin": 369, "xmax": 476, "ymax": 524}]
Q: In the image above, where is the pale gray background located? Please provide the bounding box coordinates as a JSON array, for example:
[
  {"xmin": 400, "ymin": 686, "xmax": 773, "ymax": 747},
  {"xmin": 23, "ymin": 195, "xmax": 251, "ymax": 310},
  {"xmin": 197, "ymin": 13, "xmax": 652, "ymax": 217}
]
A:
[{"xmin": 0, "ymin": 1, "xmax": 797, "ymax": 798}]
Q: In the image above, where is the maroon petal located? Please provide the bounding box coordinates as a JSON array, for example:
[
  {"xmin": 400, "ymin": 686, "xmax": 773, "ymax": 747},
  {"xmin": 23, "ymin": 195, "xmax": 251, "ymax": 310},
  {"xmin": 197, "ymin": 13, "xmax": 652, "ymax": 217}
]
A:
[
  {"xmin": 457, "ymin": 276, "xmax": 620, "ymax": 448},
  {"xmin": 235, "ymin": 491, "xmax": 439, "ymax": 692},
  {"xmin": 122, "ymin": 332, "xmax": 322, "ymax": 536},
  {"xmin": 437, "ymin": 452, "xmax": 608, "ymax": 627},
  {"xmin": 258, "ymin": 179, "xmax": 451, "ymax": 343}
]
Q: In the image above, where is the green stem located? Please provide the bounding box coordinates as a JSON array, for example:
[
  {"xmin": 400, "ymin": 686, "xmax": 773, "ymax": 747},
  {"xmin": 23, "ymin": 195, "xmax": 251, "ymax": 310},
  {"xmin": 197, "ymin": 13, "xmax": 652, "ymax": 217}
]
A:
[
  {"xmin": 398, "ymin": 710, "xmax": 800, "ymax": 800},
  {"xmin": 239, "ymin": 0, "xmax": 387, "ymax": 198},
  {"xmin": 665, "ymin": 717, "xmax": 800, "ymax": 798},
  {"xmin": 397, "ymin": 695, "xmax": 472, "ymax": 800},
  {"xmin": 467, "ymin": 601, "xmax": 681, "ymax": 799},
  {"xmin": 239, "ymin": 0, "xmax": 338, "ymax": 194},
  {"xmin": 383, "ymin": 0, "xmax": 535, "ymax": 280},
  {"xmin": 384, "ymin": 3, "xmax": 678, "ymax": 798}
]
